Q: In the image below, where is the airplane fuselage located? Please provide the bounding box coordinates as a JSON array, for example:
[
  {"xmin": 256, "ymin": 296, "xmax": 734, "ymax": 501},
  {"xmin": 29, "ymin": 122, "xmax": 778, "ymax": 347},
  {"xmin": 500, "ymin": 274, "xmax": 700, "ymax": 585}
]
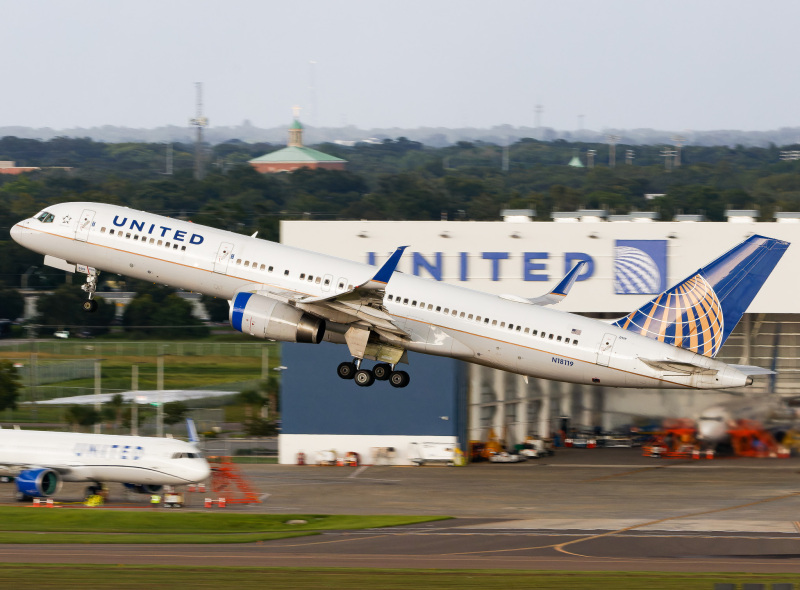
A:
[
  {"xmin": 11, "ymin": 202, "xmax": 753, "ymax": 390},
  {"xmin": 0, "ymin": 429, "xmax": 210, "ymax": 485}
]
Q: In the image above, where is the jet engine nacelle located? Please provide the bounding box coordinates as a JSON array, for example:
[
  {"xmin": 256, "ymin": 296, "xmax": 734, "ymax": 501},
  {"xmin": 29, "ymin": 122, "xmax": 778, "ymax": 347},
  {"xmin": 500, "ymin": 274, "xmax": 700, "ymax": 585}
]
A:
[
  {"xmin": 16, "ymin": 468, "xmax": 62, "ymax": 498},
  {"xmin": 123, "ymin": 483, "xmax": 163, "ymax": 495},
  {"xmin": 230, "ymin": 292, "xmax": 325, "ymax": 343}
]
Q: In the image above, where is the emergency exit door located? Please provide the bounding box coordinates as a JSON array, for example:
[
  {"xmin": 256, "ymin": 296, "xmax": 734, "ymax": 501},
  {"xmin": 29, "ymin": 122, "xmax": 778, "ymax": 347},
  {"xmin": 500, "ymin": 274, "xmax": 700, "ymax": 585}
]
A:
[{"xmin": 596, "ymin": 333, "xmax": 617, "ymax": 367}]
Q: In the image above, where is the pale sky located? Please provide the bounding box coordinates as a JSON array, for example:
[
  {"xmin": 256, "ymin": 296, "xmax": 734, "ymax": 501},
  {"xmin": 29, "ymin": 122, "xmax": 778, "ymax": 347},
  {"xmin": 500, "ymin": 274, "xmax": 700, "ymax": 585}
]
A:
[{"xmin": 1, "ymin": 0, "xmax": 798, "ymax": 132}]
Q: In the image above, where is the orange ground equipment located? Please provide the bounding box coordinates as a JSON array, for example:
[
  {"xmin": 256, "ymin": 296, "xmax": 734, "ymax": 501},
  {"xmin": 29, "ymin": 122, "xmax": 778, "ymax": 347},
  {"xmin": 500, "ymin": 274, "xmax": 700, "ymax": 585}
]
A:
[
  {"xmin": 209, "ymin": 456, "xmax": 262, "ymax": 504},
  {"xmin": 728, "ymin": 420, "xmax": 789, "ymax": 458},
  {"xmin": 643, "ymin": 419, "xmax": 700, "ymax": 458}
]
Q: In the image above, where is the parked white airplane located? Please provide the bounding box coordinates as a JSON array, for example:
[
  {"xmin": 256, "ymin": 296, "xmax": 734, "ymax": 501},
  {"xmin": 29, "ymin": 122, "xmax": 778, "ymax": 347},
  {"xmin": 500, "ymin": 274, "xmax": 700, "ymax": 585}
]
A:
[
  {"xmin": 0, "ymin": 428, "xmax": 211, "ymax": 500},
  {"xmin": 10, "ymin": 203, "xmax": 789, "ymax": 390},
  {"xmin": 696, "ymin": 395, "xmax": 800, "ymax": 445}
]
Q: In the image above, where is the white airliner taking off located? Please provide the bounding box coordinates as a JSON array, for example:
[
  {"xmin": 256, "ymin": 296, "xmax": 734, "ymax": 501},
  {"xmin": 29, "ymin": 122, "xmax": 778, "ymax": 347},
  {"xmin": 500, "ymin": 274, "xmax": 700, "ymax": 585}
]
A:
[
  {"xmin": 0, "ymin": 428, "xmax": 211, "ymax": 500},
  {"xmin": 11, "ymin": 203, "xmax": 789, "ymax": 390}
]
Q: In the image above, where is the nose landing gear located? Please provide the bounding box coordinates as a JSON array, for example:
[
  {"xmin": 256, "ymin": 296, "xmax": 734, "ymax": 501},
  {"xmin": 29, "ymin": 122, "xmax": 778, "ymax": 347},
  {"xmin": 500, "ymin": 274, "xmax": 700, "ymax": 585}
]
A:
[{"xmin": 80, "ymin": 270, "xmax": 99, "ymax": 313}]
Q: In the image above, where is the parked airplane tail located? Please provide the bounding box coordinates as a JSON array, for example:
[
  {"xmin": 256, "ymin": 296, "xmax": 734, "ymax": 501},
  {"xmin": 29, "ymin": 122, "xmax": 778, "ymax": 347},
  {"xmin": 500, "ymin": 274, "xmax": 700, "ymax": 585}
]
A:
[{"xmin": 612, "ymin": 235, "xmax": 789, "ymax": 357}]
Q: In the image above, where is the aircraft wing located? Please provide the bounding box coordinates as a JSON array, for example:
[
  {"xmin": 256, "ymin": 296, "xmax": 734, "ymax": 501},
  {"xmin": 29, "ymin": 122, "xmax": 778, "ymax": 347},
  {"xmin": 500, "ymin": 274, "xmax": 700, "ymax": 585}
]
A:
[
  {"xmin": 239, "ymin": 246, "xmax": 411, "ymax": 340},
  {"xmin": 500, "ymin": 261, "xmax": 587, "ymax": 306}
]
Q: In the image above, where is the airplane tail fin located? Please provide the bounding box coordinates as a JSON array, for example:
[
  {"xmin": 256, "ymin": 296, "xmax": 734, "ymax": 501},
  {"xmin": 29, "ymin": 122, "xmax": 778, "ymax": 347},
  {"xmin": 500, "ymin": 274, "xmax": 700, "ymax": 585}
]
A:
[{"xmin": 612, "ymin": 235, "xmax": 789, "ymax": 357}]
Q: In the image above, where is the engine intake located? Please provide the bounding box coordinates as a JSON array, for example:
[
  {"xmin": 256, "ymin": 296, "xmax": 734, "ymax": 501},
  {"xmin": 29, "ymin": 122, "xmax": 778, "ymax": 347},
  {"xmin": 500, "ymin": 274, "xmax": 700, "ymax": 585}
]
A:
[
  {"xmin": 16, "ymin": 468, "xmax": 61, "ymax": 498},
  {"xmin": 230, "ymin": 292, "xmax": 325, "ymax": 343}
]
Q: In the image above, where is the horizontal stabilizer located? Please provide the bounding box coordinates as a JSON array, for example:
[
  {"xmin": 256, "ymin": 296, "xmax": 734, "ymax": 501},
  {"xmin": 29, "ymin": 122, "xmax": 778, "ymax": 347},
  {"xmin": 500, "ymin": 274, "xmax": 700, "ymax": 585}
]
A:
[
  {"xmin": 640, "ymin": 358, "xmax": 718, "ymax": 375},
  {"xmin": 728, "ymin": 364, "xmax": 776, "ymax": 376}
]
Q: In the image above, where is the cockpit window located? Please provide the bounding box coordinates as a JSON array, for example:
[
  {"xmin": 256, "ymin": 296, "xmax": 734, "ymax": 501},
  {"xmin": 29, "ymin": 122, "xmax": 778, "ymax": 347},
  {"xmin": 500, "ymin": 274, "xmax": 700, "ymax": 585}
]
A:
[
  {"xmin": 171, "ymin": 451, "xmax": 203, "ymax": 459},
  {"xmin": 36, "ymin": 212, "xmax": 55, "ymax": 223}
]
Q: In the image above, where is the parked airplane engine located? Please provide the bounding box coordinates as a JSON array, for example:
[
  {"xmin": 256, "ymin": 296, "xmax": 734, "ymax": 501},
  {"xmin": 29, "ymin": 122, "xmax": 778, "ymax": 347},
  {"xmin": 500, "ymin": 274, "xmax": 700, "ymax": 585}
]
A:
[
  {"xmin": 123, "ymin": 483, "xmax": 163, "ymax": 495},
  {"xmin": 16, "ymin": 468, "xmax": 61, "ymax": 498},
  {"xmin": 230, "ymin": 292, "xmax": 325, "ymax": 343}
]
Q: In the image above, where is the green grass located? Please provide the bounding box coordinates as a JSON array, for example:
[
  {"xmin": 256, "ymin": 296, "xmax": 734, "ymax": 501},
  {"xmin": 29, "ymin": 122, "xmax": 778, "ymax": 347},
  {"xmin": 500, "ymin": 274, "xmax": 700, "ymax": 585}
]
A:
[
  {"xmin": 0, "ymin": 566, "xmax": 795, "ymax": 589},
  {"xmin": 0, "ymin": 507, "xmax": 447, "ymax": 542},
  {"xmin": 0, "ymin": 531, "xmax": 316, "ymax": 544}
]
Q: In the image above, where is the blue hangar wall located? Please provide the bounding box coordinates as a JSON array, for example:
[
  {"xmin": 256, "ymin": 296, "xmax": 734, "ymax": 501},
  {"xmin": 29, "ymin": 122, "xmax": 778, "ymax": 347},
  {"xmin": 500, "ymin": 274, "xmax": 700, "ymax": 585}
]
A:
[{"xmin": 281, "ymin": 342, "xmax": 468, "ymax": 447}]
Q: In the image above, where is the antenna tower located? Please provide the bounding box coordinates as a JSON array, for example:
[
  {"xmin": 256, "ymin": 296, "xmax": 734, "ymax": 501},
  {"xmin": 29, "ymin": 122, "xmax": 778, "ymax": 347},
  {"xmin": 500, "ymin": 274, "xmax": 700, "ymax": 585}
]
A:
[
  {"xmin": 190, "ymin": 82, "xmax": 209, "ymax": 180},
  {"xmin": 606, "ymin": 134, "xmax": 621, "ymax": 168}
]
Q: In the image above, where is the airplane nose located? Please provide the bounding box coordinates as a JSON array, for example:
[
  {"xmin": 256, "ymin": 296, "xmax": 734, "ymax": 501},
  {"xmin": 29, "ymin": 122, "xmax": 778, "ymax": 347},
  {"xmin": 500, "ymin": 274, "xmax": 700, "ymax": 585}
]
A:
[{"xmin": 10, "ymin": 222, "xmax": 29, "ymax": 245}]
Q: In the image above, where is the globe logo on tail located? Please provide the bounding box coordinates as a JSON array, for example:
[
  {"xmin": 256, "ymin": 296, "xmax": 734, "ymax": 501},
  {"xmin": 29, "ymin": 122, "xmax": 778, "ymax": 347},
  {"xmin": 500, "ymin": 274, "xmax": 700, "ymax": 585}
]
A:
[{"xmin": 614, "ymin": 274, "xmax": 724, "ymax": 357}]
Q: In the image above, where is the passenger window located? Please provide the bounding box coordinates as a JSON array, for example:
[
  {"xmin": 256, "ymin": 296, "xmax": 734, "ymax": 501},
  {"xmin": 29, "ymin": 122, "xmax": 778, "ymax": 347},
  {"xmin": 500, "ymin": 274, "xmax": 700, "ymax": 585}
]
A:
[
  {"xmin": 532, "ymin": 330, "xmax": 538, "ymax": 336},
  {"xmin": 452, "ymin": 310, "xmax": 457, "ymax": 316},
  {"xmin": 541, "ymin": 332, "xmax": 546, "ymax": 338},
  {"xmin": 134, "ymin": 235, "xmax": 139, "ymax": 240},
  {"xmin": 100, "ymin": 227, "xmax": 106, "ymax": 233},
  {"xmin": 166, "ymin": 242, "xmax": 171, "ymax": 248},
  {"xmin": 323, "ymin": 278, "xmax": 329, "ymax": 285},
  {"xmin": 516, "ymin": 326, "xmax": 521, "ymax": 331},
  {"xmin": 244, "ymin": 261, "xmax": 250, "ymax": 267},
  {"xmin": 300, "ymin": 273, "xmax": 305, "ymax": 279},
  {"xmin": 181, "ymin": 246, "xmax": 186, "ymax": 251},
  {"xmin": 524, "ymin": 327, "xmax": 529, "ymax": 334},
  {"xmin": 436, "ymin": 306, "xmax": 441, "ymax": 312},
  {"xmin": 444, "ymin": 308, "xmax": 449, "ymax": 314},
  {"xmin": 428, "ymin": 304, "xmax": 433, "ymax": 310},
  {"xmin": 126, "ymin": 233, "xmax": 131, "ymax": 239},
  {"xmin": 286, "ymin": 270, "xmax": 291, "ymax": 276},
  {"xmin": 508, "ymin": 324, "xmax": 513, "ymax": 330},
  {"xmin": 269, "ymin": 266, "xmax": 274, "ymax": 272},
  {"xmin": 157, "ymin": 240, "xmax": 163, "ymax": 246},
  {"xmin": 557, "ymin": 335, "xmax": 562, "ymax": 341},
  {"xmin": 388, "ymin": 295, "xmax": 393, "ymax": 301},
  {"xmin": 573, "ymin": 340, "xmax": 579, "ymax": 346},
  {"xmin": 315, "ymin": 277, "xmax": 321, "ymax": 284},
  {"xmin": 412, "ymin": 300, "xmax": 417, "ymax": 306},
  {"xmin": 109, "ymin": 229, "xmax": 115, "ymax": 235},
  {"xmin": 460, "ymin": 312, "xmax": 465, "ymax": 318},
  {"xmin": 484, "ymin": 318, "xmax": 489, "ymax": 324},
  {"xmin": 338, "ymin": 281, "xmax": 344, "ymax": 288},
  {"xmin": 308, "ymin": 275, "xmax": 313, "ymax": 281},
  {"xmin": 500, "ymin": 322, "xmax": 505, "ymax": 328},
  {"xmin": 492, "ymin": 320, "xmax": 497, "ymax": 326},
  {"xmin": 565, "ymin": 338, "xmax": 570, "ymax": 344},
  {"xmin": 419, "ymin": 302, "xmax": 424, "ymax": 308},
  {"xmin": 403, "ymin": 298, "xmax": 409, "ymax": 304},
  {"xmin": 173, "ymin": 244, "xmax": 178, "ymax": 249},
  {"xmin": 548, "ymin": 334, "xmax": 554, "ymax": 340},
  {"xmin": 260, "ymin": 264, "xmax": 266, "ymax": 271},
  {"xmin": 149, "ymin": 238, "xmax": 154, "ymax": 244},
  {"xmin": 468, "ymin": 314, "xmax": 473, "ymax": 320}
]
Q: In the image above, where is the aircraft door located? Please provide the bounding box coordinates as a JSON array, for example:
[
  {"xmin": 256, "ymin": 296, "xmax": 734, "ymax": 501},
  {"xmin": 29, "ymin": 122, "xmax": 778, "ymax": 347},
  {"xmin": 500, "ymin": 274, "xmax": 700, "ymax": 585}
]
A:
[
  {"xmin": 214, "ymin": 242, "xmax": 234, "ymax": 274},
  {"xmin": 322, "ymin": 274, "xmax": 333, "ymax": 292},
  {"xmin": 75, "ymin": 209, "xmax": 96, "ymax": 242},
  {"xmin": 596, "ymin": 333, "xmax": 617, "ymax": 367}
]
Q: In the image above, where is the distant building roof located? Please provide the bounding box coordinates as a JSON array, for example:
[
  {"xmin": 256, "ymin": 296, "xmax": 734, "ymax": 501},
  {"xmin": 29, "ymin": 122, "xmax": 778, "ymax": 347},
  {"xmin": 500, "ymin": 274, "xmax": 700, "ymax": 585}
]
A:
[
  {"xmin": 673, "ymin": 214, "xmax": 706, "ymax": 222},
  {"xmin": 249, "ymin": 146, "xmax": 346, "ymax": 164}
]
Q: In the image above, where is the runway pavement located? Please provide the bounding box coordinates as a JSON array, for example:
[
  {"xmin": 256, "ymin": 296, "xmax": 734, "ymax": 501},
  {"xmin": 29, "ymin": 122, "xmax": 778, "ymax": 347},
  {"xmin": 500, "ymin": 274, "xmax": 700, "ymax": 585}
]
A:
[{"xmin": 4, "ymin": 448, "xmax": 800, "ymax": 573}]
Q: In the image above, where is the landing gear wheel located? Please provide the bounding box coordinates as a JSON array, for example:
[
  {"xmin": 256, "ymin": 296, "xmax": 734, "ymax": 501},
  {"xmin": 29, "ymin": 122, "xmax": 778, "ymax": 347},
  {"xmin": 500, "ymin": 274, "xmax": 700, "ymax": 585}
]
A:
[
  {"xmin": 389, "ymin": 370, "xmax": 410, "ymax": 388},
  {"xmin": 82, "ymin": 299, "xmax": 98, "ymax": 313},
  {"xmin": 354, "ymin": 369, "xmax": 375, "ymax": 387},
  {"xmin": 85, "ymin": 485, "xmax": 100, "ymax": 500},
  {"xmin": 373, "ymin": 363, "xmax": 392, "ymax": 381},
  {"xmin": 337, "ymin": 362, "xmax": 356, "ymax": 380}
]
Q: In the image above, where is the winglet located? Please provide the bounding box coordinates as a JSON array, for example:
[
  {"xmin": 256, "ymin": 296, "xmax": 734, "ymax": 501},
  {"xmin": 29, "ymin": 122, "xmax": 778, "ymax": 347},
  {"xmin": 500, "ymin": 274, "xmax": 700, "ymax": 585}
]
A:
[
  {"xmin": 371, "ymin": 246, "xmax": 408, "ymax": 284},
  {"xmin": 551, "ymin": 260, "xmax": 587, "ymax": 297},
  {"xmin": 186, "ymin": 418, "xmax": 199, "ymax": 444},
  {"xmin": 508, "ymin": 260, "xmax": 587, "ymax": 306}
]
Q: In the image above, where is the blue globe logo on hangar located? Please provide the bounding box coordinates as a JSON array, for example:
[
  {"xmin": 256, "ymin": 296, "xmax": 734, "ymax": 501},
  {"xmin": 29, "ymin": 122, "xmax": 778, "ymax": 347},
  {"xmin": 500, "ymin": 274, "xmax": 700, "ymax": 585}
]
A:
[{"xmin": 613, "ymin": 240, "xmax": 668, "ymax": 295}]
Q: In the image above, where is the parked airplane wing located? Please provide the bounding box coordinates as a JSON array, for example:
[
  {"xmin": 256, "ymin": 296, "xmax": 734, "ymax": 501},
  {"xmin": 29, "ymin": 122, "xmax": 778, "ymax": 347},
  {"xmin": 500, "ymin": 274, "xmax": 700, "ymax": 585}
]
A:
[{"xmin": 500, "ymin": 260, "xmax": 587, "ymax": 306}]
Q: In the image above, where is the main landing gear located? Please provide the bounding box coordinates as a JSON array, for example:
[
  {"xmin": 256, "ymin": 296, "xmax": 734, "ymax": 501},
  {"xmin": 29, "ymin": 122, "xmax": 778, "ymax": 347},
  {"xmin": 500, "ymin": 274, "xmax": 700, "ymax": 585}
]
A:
[
  {"xmin": 80, "ymin": 270, "xmax": 99, "ymax": 313},
  {"xmin": 337, "ymin": 360, "xmax": 410, "ymax": 388}
]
